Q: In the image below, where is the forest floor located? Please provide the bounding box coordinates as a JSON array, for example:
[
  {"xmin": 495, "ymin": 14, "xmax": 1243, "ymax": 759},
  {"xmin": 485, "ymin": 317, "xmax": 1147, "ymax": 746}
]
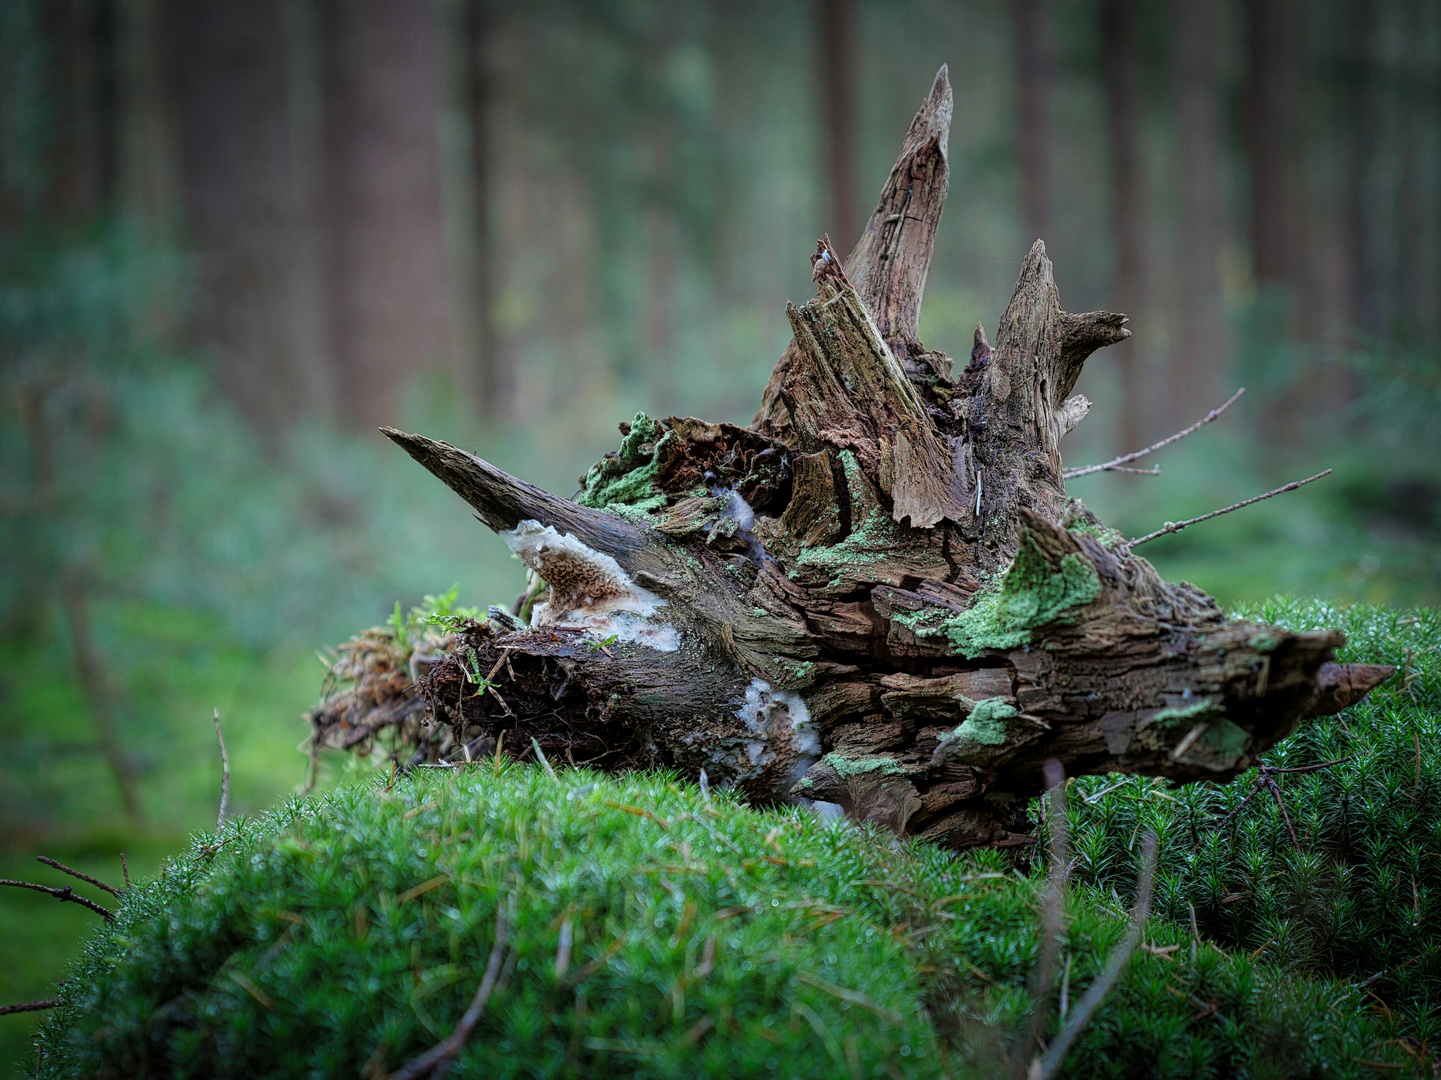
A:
[{"xmin": 2, "ymin": 596, "xmax": 1437, "ymax": 1076}]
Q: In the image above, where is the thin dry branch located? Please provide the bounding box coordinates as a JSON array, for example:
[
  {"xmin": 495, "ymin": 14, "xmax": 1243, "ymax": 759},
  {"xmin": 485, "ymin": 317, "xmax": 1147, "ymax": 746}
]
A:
[
  {"xmin": 1128, "ymin": 469, "xmax": 1332, "ymax": 548},
  {"xmin": 36, "ymin": 856, "xmax": 124, "ymax": 898},
  {"xmin": 1034, "ymin": 830, "xmax": 1159, "ymax": 1080},
  {"xmin": 0, "ymin": 999, "xmax": 59, "ymax": 1016},
  {"xmin": 1017, "ymin": 761, "xmax": 1070, "ymax": 1077},
  {"xmin": 0, "ymin": 879, "xmax": 114, "ymax": 922},
  {"xmin": 387, "ymin": 902, "xmax": 510, "ymax": 1080},
  {"xmin": 120, "ymin": 853, "xmax": 130, "ymax": 890},
  {"xmin": 213, "ymin": 707, "xmax": 230, "ymax": 830},
  {"xmin": 1063, "ymin": 388, "xmax": 1244, "ymax": 478}
]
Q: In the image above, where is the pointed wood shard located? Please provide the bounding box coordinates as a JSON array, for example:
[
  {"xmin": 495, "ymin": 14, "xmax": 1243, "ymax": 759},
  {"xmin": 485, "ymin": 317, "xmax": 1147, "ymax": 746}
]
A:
[
  {"xmin": 756, "ymin": 65, "xmax": 953, "ymax": 432},
  {"xmin": 781, "ymin": 239, "xmax": 970, "ymax": 527},
  {"xmin": 380, "ymin": 427, "xmax": 666, "ymax": 575}
]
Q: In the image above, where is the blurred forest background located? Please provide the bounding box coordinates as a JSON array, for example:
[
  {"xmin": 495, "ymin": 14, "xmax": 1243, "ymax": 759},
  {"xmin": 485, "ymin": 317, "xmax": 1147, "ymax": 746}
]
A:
[{"xmin": 0, "ymin": 0, "xmax": 1438, "ymax": 1069}]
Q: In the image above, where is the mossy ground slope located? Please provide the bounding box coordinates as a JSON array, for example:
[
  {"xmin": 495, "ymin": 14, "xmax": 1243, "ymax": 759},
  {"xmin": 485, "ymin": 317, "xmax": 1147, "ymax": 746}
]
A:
[{"xmin": 31, "ymin": 735, "xmax": 1416, "ymax": 1078}]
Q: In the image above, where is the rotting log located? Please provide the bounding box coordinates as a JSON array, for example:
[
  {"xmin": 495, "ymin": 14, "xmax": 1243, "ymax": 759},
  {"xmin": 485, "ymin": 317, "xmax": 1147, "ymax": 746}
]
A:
[{"xmin": 311, "ymin": 66, "xmax": 1392, "ymax": 850}]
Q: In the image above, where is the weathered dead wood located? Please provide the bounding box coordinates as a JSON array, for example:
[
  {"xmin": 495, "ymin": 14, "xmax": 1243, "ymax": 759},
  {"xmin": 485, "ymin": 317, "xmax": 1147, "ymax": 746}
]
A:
[
  {"xmin": 756, "ymin": 65, "xmax": 953, "ymax": 434},
  {"xmin": 312, "ymin": 67, "xmax": 1394, "ymax": 851}
]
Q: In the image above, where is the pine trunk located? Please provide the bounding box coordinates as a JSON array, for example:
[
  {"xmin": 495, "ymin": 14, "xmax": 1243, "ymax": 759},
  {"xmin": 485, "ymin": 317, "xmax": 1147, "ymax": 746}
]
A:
[{"xmin": 322, "ymin": 70, "xmax": 1392, "ymax": 850}]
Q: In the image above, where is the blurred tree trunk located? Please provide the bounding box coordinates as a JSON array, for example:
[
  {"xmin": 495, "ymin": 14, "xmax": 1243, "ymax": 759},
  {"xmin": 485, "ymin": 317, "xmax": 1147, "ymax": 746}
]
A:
[
  {"xmin": 168, "ymin": 0, "xmax": 334, "ymax": 432},
  {"xmin": 1012, "ymin": 0, "xmax": 1052, "ymax": 246},
  {"xmin": 1344, "ymin": 0, "xmax": 1377, "ymax": 337},
  {"xmin": 1102, "ymin": 0, "xmax": 1148, "ymax": 454},
  {"xmin": 1245, "ymin": 0, "xmax": 1332, "ymax": 444},
  {"xmin": 1169, "ymin": 0, "xmax": 1226, "ymax": 421},
  {"xmin": 317, "ymin": 0, "xmax": 453, "ymax": 430},
  {"xmin": 46, "ymin": 0, "xmax": 115, "ymax": 221},
  {"xmin": 1396, "ymin": 0, "xmax": 1424, "ymax": 340},
  {"xmin": 818, "ymin": 0, "xmax": 858, "ymax": 255},
  {"xmin": 116, "ymin": 0, "xmax": 177, "ymax": 226},
  {"xmin": 463, "ymin": 0, "xmax": 506, "ymax": 419},
  {"xmin": 1243, "ymin": 0, "xmax": 1300, "ymax": 292}
]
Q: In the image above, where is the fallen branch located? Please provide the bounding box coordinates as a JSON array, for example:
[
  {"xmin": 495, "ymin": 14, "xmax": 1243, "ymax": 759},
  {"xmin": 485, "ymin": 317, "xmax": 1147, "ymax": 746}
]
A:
[
  {"xmin": 1128, "ymin": 469, "xmax": 1332, "ymax": 548},
  {"xmin": 213, "ymin": 707, "xmax": 230, "ymax": 829},
  {"xmin": 1017, "ymin": 760, "xmax": 1070, "ymax": 1077},
  {"xmin": 0, "ymin": 999, "xmax": 59, "ymax": 1016},
  {"xmin": 387, "ymin": 901, "xmax": 509, "ymax": 1080},
  {"xmin": 0, "ymin": 879, "xmax": 114, "ymax": 922},
  {"xmin": 1063, "ymin": 388, "xmax": 1244, "ymax": 478},
  {"xmin": 1033, "ymin": 829, "xmax": 1159, "ymax": 1080},
  {"xmin": 36, "ymin": 856, "xmax": 124, "ymax": 897}
]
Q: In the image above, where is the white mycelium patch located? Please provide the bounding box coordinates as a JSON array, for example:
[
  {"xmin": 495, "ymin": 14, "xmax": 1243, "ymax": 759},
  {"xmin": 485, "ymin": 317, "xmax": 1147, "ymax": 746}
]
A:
[
  {"xmin": 704, "ymin": 481, "xmax": 768, "ymax": 566},
  {"xmin": 722, "ymin": 678, "xmax": 820, "ymax": 795},
  {"xmin": 500, "ymin": 520, "xmax": 679, "ymax": 651}
]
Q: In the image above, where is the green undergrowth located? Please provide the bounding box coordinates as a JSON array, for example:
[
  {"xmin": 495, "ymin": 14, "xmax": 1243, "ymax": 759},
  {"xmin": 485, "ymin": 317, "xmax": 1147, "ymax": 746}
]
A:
[
  {"xmin": 1060, "ymin": 598, "xmax": 1441, "ymax": 1054},
  {"xmin": 30, "ymin": 761, "xmax": 1408, "ymax": 1078}
]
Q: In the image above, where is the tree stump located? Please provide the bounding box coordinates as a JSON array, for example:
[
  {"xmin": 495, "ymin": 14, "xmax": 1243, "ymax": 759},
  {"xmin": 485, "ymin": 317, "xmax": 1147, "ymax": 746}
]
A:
[{"xmin": 329, "ymin": 67, "xmax": 1391, "ymax": 850}]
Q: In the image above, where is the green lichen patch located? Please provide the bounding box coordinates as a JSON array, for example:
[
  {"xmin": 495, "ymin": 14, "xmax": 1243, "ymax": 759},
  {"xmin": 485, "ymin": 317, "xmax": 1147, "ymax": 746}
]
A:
[
  {"xmin": 795, "ymin": 451, "xmax": 902, "ymax": 577},
  {"xmin": 892, "ymin": 535, "xmax": 1101, "ymax": 659},
  {"xmin": 932, "ymin": 699, "xmax": 1020, "ymax": 766},
  {"xmin": 824, "ymin": 752, "xmax": 909, "ymax": 779},
  {"xmin": 576, "ymin": 413, "xmax": 669, "ymax": 510},
  {"xmin": 1151, "ymin": 698, "xmax": 1223, "ymax": 728},
  {"xmin": 954, "ymin": 698, "xmax": 1018, "ymax": 745},
  {"xmin": 1065, "ymin": 519, "xmax": 1127, "ymax": 550}
]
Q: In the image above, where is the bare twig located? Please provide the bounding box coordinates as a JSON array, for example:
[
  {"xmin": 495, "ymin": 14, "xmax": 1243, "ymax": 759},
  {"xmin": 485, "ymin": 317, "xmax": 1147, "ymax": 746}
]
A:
[
  {"xmin": 0, "ymin": 999, "xmax": 59, "ymax": 1016},
  {"xmin": 1127, "ymin": 470, "xmax": 1332, "ymax": 548},
  {"xmin": 387, "ymin": 902, "xmax": 509, "ymax": 1080},
  {"xmin": 1033, "ymin": 829, "xmax": 1159, "ymax": 1080},
  {"xmin": 1093, "ymin": 465, "xmax": 1161, "ymax": 476},
  {"xmin": 213, "ymin": 708, "xmax": 230, "ymax": 830},
  {"xmin": 0, "ymin": 879, "xmax": 114, "ymax": 922},
  {"xmin": 1214, "ymin": 755, "xmax": 1354, "ymax": 845},
  {"xmin": 1017, "ymin": 761, "xmax": 1070, "ymax": 1077},
  {"xmin": 1064, "ymin": 388, "xmax": 1244, "ymax": 478},
  {"xmin": 36, "ymin": 856, "xmax": 124, "ymax": 897},
  {"xmin": 120, "ymin": 853, "xmax": 130, "ymax": 890}
]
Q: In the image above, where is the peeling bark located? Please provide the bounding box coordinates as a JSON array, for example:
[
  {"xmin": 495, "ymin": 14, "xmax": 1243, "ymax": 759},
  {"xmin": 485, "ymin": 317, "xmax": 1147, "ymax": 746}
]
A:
[{"xmin": 313, "ymin": 68, "xmax": 1393, "ymax": 851}]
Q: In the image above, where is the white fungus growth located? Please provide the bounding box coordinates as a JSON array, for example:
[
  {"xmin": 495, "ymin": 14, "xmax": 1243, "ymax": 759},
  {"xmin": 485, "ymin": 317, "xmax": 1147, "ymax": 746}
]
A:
[
  {"xmin": 723, "ymin": 678, "xmax": 820, "ymax": 794},
  {"xmin": 500, "ymin": 520, "xmax": 679, "ymax": 652}
]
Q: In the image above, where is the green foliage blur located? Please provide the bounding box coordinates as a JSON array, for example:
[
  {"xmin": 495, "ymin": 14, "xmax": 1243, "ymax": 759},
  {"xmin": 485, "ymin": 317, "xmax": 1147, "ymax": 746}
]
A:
[{"xmin": 28, "ymin": 764, "xmax": 1406, "ymax": 1078}]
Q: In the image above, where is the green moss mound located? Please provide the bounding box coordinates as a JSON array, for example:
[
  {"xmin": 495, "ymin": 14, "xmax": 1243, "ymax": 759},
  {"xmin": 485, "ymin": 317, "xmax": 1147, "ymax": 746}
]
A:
[{"xmin": 31, "ymin": 756, "xmax": 1402, "ymax": 1078}]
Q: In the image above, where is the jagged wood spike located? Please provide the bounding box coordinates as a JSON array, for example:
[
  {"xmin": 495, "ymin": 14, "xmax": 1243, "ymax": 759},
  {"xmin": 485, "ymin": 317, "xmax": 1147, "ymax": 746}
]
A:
[
  {"xmin": 755, "ymin": 65, "xmax": 953, "ymax": 432},
  {"xmin": 782, "ymin": 238, "xmax": 971, "ymax": 527},
  {"xmin": 381, "ymin": 428, "xmax": 669, "ymax": 574}
]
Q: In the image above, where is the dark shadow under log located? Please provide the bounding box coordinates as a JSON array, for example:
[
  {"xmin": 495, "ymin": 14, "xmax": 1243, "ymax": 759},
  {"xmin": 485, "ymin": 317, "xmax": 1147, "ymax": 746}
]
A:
[{"xmin": 312, "ymin": 67, "xmax": 1393, "ymax": 850}]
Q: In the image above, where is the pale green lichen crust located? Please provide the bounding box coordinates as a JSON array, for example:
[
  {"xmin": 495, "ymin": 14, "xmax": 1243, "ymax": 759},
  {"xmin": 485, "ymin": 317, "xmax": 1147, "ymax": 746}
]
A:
[
  {"xmin": 893, "ymin": 534, "xmax": 1102, "ymax": 658},
  {"xmin": 1151, "ymin": 699, "xmax": 1223, "ymax": 728},
  {"xmin": 822, "ymin": 752, "xmax": 909, "ymax": 779},
  {"xmin": 576, "ymin": 413, "xmax": 669, "ymax": 511},
  {"xmin": 795, "ymin": 451, "xmax": 900, "ymax": 575},
  {"xmin": 1066, "ymin": 519, "xmax": 1128, "ymax": 550}
]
